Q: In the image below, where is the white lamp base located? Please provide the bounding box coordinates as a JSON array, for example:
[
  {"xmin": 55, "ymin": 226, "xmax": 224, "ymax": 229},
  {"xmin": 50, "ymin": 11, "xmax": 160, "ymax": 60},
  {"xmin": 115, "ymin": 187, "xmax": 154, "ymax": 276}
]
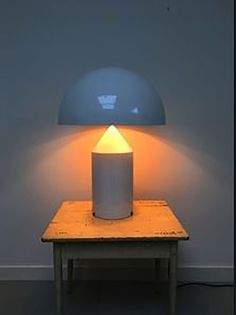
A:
[{"xmin": 92, "ymin": 152, "xmax": 133, "ymax": 219}]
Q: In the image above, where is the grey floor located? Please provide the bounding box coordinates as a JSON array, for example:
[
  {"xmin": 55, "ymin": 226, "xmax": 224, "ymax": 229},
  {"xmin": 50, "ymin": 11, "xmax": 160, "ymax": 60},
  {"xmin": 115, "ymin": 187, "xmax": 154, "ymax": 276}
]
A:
[{"xmin": 0, "ymin": 280, "xmax": 234, "ymax": 315}]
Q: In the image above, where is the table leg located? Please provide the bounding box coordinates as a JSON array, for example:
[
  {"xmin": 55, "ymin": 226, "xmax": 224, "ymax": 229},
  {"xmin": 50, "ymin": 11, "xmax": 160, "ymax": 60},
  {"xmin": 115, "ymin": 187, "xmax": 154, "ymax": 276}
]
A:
[
  {"xmin": 53, "ymin": 243, "xmax": 63, "ymax": 315},
  {"xmin": 67, "ymin": 259, "xmax": 74, "ymax": 294},
  {"xmin": 169, "ymin": 242, "xmax": 177, "ymax": 315},
  {"xmin": 154, "ymin": 258, "xmax": 161, "ymax": 293}
]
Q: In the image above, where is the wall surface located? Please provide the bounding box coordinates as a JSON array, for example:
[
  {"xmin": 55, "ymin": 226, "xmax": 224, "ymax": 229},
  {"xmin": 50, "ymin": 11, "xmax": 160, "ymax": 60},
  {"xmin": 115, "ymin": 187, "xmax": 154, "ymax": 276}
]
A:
[{"xmin": 0, "ymin": 0, "xmax": 233, "ymax": 280}]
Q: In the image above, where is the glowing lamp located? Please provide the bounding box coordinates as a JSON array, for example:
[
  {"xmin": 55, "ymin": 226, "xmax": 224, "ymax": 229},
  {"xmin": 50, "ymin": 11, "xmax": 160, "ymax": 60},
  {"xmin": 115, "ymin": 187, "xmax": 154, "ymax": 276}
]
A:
[
  {"xmin": 58, "ymin": 67, "xmax": 165, "ymax": 219},
  {"xmin": 92, "ymin": 125, "xmax": 133, "ymax": 219}
]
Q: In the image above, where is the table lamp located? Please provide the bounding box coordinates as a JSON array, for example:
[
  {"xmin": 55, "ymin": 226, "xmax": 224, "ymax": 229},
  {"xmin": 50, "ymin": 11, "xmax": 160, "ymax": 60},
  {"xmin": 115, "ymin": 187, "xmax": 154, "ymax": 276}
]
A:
[{"xmin": 58, "ymin": 67, "xmax": 165, "ymax": 219}]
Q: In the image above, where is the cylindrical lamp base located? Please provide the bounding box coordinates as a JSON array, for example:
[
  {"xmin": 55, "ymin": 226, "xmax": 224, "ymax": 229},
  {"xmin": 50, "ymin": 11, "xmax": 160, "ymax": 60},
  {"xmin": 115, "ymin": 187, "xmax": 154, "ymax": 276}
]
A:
[{"xmin": 92, "ymin": 152, "xmax": 133, "ymax": 219}]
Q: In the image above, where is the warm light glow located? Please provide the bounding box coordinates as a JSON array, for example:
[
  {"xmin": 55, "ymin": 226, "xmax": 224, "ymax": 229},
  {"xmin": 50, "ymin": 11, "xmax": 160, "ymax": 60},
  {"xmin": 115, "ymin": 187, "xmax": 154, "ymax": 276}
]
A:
[{"xmin": 92, "ymin": 125, "xmax": 132, "ymax": 153}]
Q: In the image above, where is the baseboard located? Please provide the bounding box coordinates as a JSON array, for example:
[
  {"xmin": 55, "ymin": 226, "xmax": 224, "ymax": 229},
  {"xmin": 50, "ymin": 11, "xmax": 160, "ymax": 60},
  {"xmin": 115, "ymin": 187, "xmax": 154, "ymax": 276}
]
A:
[{"xmin": 0, "ymin": 264, "xmax": 233, "ymax": 282}]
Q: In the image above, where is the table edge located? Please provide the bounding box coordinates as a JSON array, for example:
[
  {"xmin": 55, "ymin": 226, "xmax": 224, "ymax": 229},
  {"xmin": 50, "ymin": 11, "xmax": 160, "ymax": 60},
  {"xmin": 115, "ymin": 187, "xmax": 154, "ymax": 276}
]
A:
[{"xmin": 41, "ymin": 236, "xmax": 189, "ymax": 243}]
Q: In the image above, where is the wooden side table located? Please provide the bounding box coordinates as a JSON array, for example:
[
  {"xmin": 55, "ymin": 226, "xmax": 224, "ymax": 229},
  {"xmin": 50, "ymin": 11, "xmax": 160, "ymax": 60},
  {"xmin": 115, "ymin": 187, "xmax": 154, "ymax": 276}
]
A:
[{"xmin": 41, "ymin": 200, "xmax": 189, "ymax": 315}]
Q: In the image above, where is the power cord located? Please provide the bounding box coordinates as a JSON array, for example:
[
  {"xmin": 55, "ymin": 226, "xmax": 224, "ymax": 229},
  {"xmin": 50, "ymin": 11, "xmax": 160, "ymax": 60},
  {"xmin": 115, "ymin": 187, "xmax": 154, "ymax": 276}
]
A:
[{"xmin": 177, "ymin": 282, "xmax": 235, "ymax": 288}]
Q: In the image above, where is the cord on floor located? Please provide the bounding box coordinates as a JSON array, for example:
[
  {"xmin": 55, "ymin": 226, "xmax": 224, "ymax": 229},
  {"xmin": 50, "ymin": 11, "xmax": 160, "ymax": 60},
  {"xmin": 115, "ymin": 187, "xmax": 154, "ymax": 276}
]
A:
[{"xmin": 177, "ymin": 282, "xmax": 235, "ymax": 288}]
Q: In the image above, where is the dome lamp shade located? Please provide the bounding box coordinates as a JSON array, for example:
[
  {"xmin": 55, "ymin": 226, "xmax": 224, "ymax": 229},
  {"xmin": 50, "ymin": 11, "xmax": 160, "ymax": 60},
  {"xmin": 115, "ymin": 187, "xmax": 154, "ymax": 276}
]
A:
[{"xmin": 58, "ymin": 67, "xmax": 165, "ymax": 125}]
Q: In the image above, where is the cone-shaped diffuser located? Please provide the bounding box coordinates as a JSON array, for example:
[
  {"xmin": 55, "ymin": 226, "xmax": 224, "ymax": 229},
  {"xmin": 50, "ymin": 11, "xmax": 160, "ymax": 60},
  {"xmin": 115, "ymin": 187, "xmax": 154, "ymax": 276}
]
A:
[{"xmin": 93, "ymin": 125, "xmax": 132, "ymax": 154}]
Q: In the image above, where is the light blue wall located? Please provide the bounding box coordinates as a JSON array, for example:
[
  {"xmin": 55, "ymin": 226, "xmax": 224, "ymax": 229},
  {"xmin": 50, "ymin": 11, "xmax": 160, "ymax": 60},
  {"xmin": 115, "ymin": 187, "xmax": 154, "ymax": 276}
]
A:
[{"xmin": 0, "ymin": 0, "xmax": 233, "ymax": 272}]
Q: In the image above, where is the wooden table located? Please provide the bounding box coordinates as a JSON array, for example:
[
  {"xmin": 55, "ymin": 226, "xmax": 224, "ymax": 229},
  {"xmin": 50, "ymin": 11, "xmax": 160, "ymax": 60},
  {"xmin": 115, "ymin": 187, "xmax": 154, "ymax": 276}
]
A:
[{"xmin": 41, "ymin": 200, "xmax": 189, "ymax": 315}]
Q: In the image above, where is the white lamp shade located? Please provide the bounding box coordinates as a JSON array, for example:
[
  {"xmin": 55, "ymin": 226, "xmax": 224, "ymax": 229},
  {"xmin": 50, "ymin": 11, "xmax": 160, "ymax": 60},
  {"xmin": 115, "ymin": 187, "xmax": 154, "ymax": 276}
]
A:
[{"xmin": 58, "ymin": 67, "xmax": 165, "ymax": 125}]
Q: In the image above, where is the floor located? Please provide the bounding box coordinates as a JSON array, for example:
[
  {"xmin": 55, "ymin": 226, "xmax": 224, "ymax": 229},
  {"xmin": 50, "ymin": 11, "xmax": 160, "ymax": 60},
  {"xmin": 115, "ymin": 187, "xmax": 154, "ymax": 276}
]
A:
[{"xmin": 0, "ymin": 280, "xmax": 234, "ymax": 315}]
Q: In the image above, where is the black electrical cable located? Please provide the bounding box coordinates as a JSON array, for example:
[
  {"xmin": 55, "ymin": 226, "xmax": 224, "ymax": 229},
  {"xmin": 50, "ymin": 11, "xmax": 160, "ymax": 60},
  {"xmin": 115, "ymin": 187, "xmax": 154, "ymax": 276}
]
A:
[{"xmin": 177, "ymin": 282, "xmax": 235, "ymax": 288}]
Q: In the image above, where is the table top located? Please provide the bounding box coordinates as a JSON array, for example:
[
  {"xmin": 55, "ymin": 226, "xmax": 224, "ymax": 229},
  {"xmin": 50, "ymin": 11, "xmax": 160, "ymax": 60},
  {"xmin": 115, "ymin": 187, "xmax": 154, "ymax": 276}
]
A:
[{"xmin": 41, "ymin": 200, "xmax": 189, "ymax": 242}]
